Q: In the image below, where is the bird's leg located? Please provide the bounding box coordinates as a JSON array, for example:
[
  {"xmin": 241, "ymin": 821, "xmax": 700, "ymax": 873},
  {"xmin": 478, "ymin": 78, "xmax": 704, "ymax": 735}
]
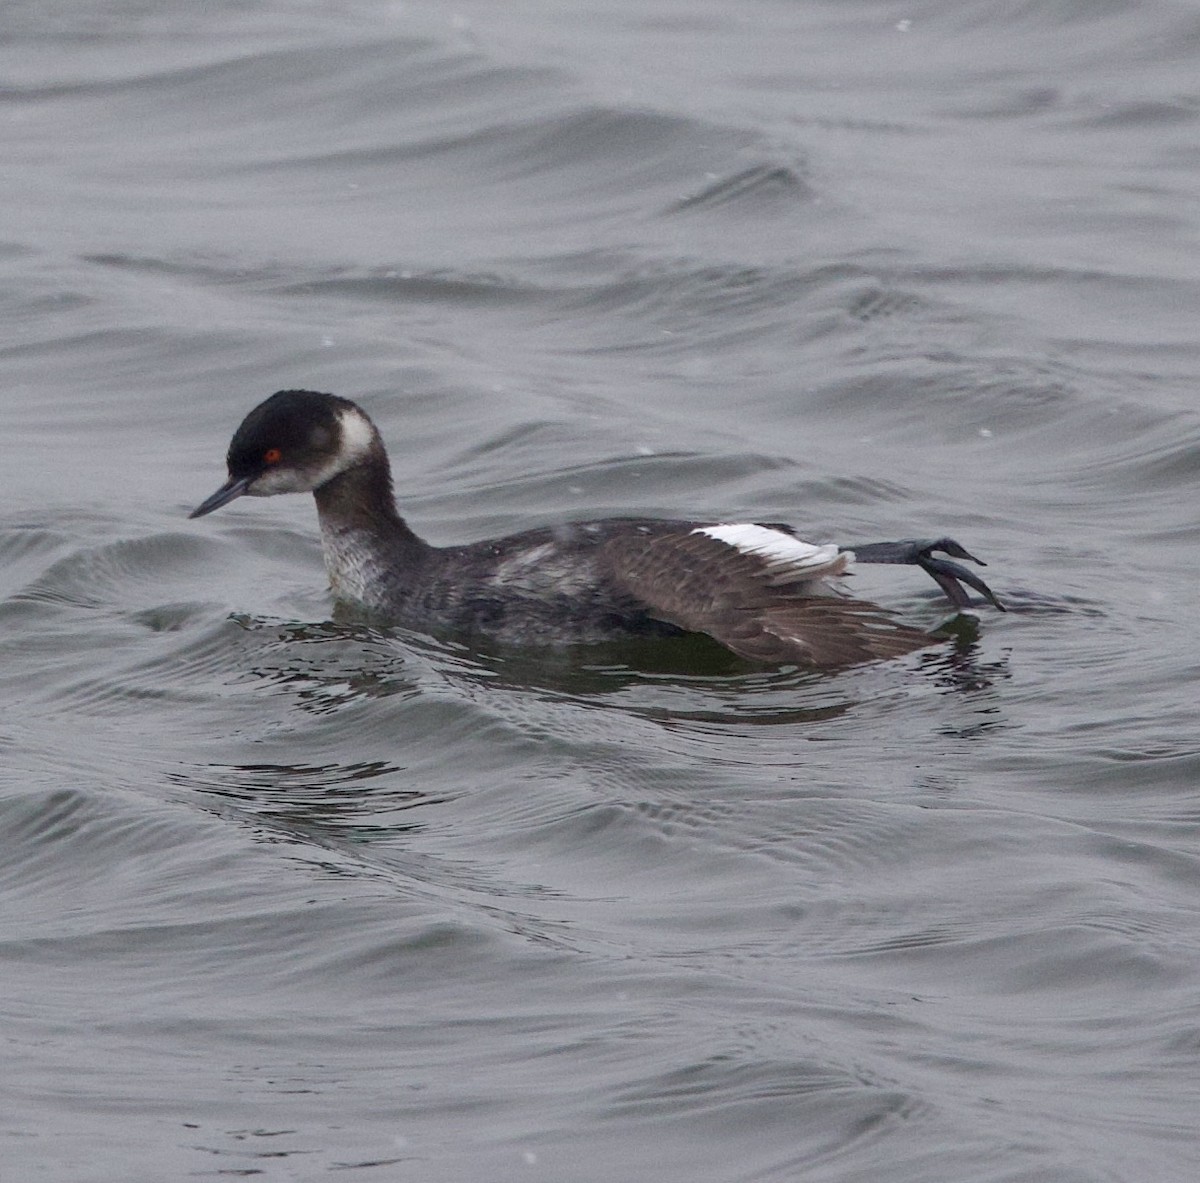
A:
[{"xmin": 847, "ymin": 538, "xmax": 1005, "ymax": 611}]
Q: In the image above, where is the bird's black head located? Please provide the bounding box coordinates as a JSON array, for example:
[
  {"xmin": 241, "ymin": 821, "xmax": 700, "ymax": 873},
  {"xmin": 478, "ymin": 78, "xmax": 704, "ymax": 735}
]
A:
[{"xmin": 190, "ymin": 390, "xmax": 380, "ymax": 518}]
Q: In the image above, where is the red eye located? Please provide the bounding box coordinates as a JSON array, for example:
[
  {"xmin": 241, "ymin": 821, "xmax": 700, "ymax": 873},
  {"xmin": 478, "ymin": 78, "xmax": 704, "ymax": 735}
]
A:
[{"xmin": 263, "ymin": 448, "xmax": 282, "ymax": 465}]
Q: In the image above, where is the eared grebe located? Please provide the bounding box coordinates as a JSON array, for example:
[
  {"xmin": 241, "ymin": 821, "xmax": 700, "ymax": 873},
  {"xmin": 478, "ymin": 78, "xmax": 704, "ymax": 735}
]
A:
[{"xmin": 190, "ymin": 390, "xmax": 1003, "ymax": 668}]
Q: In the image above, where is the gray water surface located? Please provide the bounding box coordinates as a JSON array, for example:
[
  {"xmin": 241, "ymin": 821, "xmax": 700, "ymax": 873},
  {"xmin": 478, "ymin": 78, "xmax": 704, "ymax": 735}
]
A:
[{"xmin": 4, "ymin": 2, "xmax": 1200, "ymax": 1180}]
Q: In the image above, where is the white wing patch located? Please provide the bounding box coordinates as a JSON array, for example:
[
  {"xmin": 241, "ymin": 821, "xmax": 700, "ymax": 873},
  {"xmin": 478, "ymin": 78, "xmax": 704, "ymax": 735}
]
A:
[{"xmin": 693, "ymin": 523, "xmax": 851, "ymax": 583}]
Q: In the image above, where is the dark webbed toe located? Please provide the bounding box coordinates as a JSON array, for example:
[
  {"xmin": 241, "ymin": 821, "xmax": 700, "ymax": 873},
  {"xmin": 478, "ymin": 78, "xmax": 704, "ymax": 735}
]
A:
[{"xmin": 919, "ymin": 555, "xmax": 1005, "ymax": 611}]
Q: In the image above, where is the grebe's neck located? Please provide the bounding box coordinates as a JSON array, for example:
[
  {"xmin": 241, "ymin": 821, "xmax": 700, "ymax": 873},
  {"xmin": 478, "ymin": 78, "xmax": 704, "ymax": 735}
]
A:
[{"xmin": 312, "ymin": 458, "xmax": 431, "ymax": 608}]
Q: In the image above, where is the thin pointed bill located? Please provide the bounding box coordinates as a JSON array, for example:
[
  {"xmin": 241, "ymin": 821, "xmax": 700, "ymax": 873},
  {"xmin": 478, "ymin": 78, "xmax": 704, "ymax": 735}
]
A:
[{"xmin": 189, "ymin": 475, "xmax": 253, "ymax": 519}]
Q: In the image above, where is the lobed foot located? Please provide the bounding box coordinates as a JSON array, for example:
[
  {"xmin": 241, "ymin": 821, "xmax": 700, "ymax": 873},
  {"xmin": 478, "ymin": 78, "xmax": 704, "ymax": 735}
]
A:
[{"xmin": 847, "ymin": 538, "xmax": 1006, "ymax": 612}]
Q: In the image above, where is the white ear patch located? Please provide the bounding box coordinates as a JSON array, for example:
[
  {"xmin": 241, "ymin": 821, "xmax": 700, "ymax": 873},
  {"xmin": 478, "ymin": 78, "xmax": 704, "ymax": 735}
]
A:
[
  {"xmin": 301, "ymin": 406, "xmax": 379, "ymax": 490},
  {"xmin": 336, "ymin": 406, "xmax": 376, "ymax": 465},
  {"xmin": 693, "ymin": 523, "xmax": 850, "ymax": 581}
]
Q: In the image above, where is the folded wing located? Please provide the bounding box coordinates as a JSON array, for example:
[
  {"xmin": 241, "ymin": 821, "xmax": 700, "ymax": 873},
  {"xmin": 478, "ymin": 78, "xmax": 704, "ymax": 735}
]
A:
[{"xmin": 602, "ymin": 524, "xmax": 937, "ymax": 669}]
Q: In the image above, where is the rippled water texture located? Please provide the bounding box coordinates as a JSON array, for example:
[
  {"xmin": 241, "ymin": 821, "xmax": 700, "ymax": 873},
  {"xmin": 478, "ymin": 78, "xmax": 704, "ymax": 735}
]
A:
[{"xmin": 4, "ymin": 1, "xmax": 1200, "ymax": 1179}]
